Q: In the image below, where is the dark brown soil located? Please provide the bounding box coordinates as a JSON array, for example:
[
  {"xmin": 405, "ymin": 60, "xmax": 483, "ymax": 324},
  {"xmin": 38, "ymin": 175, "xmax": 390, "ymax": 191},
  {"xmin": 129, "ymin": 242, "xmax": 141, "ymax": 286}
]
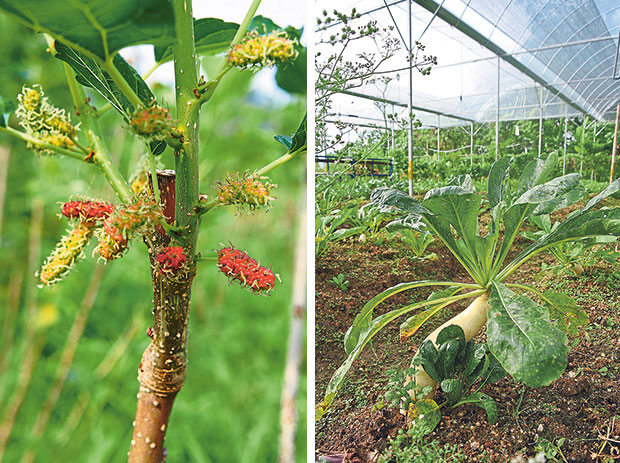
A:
[{"xmin": 315, "ymin": 230, "xmax": 620, "ymax": 462}]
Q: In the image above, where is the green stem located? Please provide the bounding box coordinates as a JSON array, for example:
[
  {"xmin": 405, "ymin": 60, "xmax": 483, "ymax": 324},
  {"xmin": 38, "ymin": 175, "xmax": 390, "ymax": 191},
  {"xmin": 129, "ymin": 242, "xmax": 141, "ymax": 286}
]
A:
[
  {"xmin": 69, "ymin": 136, "xmax": 91, "ymax": 154},
  {"xmin": 94, "ymin": 103, "xmax": 113, "ymax": 118},
  {"xmin": 172, "ymin": 0, "xmax": 201, "ymax": 255},
  {"xmin": 0, "ymin": 126, "xmax": 85, "ymax": 161},
  {"xmin": 505, "ymin": 282, "xmax": 543, "ymax": 297},
  {"xmin": 142, "ymin": 62, "xmax": 161, "ymax": 80},
  {"xmin": 94, "ymin": 63, "xmax": 162, "ymax": 118},
  {"xmin": 103, "ymin": 55, "xmax": 143, "ymax": 109},
  {"xmin": 196, "ymin": 256, "xmax": 218, "ymax": 263},
  {"xmin": 496, "ymin": 235, "xmax": 604, "ymax": 282},
  {"xmin": 129, "ymin": 4, "xmax": 200, "ymax": 462},
  {"xmin": 227, "ymin": 0, "xmax": 263, "ymax": 60},
  {"xmin": 256, "ymin": 147, "xmax": 306, "ymax": 176},
  {"xmin": 197, "ymin": 0, "xmax": 262, "ymax": 105},
  {"xmin": 62, "ymin": 63, "xmax": 133, "ymax": 203},
  {"xmin": 147, "ymin": 145, "xmax": 161, "ymax": 205}
]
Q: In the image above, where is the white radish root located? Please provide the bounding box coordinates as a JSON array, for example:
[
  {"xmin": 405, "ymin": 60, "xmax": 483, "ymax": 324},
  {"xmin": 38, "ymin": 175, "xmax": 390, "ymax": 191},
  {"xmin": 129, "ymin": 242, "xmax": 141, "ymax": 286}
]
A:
[{"xmin": 406, "ymin": 293, "xmax": 491, "ymax": 404}]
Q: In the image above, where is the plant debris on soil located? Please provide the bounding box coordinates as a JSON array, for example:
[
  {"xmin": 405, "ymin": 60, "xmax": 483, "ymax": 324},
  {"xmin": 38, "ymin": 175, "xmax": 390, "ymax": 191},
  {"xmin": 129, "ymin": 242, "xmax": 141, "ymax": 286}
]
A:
[{"xmin": 315, "ymin": 229, "xmax": 620, "ymax": 463}]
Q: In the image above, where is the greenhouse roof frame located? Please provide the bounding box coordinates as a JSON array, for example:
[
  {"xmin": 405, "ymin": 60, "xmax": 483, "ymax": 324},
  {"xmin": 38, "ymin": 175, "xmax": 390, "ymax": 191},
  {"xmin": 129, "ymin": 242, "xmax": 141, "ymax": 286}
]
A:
[
  {"xmin": 415, "ymin": 0, "xmax": 594, "ymax": 118},
  {"xmin": 319, "ymin": 0, "xmax": 620, "ymax": 127}
]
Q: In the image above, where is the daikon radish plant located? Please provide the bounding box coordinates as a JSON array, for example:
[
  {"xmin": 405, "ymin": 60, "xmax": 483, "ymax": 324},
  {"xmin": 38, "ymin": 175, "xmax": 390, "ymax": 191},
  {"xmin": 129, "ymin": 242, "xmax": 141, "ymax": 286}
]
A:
[
  {"xmin": 0, "ymin": 1, "xmax": 306, "ymax": 462},
  {"xmin": 317, "ymin": 154, "xmax": 620, "ymax": 422}
]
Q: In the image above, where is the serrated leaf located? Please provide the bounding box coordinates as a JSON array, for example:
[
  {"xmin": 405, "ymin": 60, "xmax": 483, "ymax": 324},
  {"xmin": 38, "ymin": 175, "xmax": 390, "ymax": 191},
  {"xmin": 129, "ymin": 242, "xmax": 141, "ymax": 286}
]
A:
[
  {"xmin": 542, "ymin": 291, "xmax": 589, "ymax": 336},
  {"xmin": 54, "ymin": 41, "xmax": 166, "ymax": 155},
  {"xmin": 55, "ymin": 41, "xmax": 132, "ymax": 120},
  {"xmin": 55, "ymin": 41, "xmax": 154, "ymax": 121},
  {"xmin": 487, "ymin": 282, "xmax": 568, "ymax": 387},
  {"xmin": 0, "ymin": 0, "xmax": 175, "ymax": 60},
  {"xmin": 154, "ymin": 17, "xmax": 238, "ymax": 63}
]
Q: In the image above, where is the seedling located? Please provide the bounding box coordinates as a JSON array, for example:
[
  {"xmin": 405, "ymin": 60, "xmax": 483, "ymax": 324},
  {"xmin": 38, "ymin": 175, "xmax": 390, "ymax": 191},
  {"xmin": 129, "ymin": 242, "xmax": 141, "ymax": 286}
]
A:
[
  {"xmin": 330, "ymin": 273, "xmax": 350, "ymax": 291},
  {"xmin": 385, "ymin": 218, "xmax": 436, "ymax": 259}
]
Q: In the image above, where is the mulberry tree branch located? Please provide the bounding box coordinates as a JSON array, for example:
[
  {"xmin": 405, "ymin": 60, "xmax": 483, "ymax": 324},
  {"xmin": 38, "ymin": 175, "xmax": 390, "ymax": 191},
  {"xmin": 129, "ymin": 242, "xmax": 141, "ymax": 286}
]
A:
[{"xmin": 128, "ymin": 0, "xmax": 201, "ymax": 459}]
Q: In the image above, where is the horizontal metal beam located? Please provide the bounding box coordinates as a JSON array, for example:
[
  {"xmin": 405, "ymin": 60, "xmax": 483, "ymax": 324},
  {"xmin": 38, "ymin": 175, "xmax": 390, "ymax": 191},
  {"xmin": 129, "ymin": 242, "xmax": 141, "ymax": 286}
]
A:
[
  {"xmin": 324, "ymin": 119, "xmax": 390, "ymax": 130},
  {"xmin": 414, "ymin": 0, "xmax": 597, "ymax": 119},
  {"xmin": 338, "ymin": 89, "xmax": 476, "ymax": 122}
]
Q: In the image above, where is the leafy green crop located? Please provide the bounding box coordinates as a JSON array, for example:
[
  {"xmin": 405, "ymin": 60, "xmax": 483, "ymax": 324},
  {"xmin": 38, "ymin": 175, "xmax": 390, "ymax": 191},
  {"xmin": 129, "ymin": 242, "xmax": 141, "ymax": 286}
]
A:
[
  {"xmin": 317, "ymin": 153, "xmax": 620, "ymax": 420},
  {"xmin": 412, "ymin": 325, "xmax": 506, "ymax": 425}
]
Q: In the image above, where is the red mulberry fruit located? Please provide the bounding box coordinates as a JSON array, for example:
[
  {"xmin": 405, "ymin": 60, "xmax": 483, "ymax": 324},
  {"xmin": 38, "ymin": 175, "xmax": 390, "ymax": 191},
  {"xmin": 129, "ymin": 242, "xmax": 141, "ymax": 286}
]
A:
[
  {"xmin": 156, "ymin": 246, "xmax": 187, "ymax": 274},
  {"xmin": 61, "ymin": 200, "xmax": 113, "ymax": 223},
  {"xmin": 217, "ymin": 246, "xmax": 276, "ymax": 294}
]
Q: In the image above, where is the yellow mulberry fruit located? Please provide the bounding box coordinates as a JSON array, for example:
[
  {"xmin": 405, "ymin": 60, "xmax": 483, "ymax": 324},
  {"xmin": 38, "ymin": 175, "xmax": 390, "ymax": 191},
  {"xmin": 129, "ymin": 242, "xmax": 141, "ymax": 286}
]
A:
[
  {"xmin": 228, "ymin": 30, "xmax": 298, "ymax": 69},
  {"xmin": 39, "ymin": 222, "xmax": 93, "ymax": 286}
]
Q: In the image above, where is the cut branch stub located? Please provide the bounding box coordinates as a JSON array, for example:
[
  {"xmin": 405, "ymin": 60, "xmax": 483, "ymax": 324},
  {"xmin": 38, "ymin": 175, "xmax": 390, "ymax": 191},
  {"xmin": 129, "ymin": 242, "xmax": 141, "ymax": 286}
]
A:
[{"xmin": 149, "ymin": 169, "xmax": 176, "ymax": 245}]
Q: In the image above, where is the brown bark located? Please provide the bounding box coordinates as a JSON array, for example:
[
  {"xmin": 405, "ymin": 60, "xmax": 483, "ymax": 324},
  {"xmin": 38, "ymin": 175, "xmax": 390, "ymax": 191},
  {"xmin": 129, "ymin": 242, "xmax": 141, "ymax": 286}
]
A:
[{"xmin": 129, "ymin": 171, "xmax": 196, "ymax": 463}]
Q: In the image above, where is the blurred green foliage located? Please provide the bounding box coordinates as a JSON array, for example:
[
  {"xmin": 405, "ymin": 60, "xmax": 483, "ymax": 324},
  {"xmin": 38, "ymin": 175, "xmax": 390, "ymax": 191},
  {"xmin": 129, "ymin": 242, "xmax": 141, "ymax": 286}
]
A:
[
  {"xmin": 354, "ymin": 116, "xmax": 616, "ymax": 184},
  {"xmin": 0, "ymin": 15, "xmax": 306, "ymax": 463}
]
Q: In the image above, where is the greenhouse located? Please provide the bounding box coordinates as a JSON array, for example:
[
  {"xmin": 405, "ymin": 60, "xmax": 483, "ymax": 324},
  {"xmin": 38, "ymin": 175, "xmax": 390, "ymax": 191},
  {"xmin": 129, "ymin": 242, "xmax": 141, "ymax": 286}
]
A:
[{"xmin": 317, "ymin": 0, "xmax": 620, "ymax": 189}]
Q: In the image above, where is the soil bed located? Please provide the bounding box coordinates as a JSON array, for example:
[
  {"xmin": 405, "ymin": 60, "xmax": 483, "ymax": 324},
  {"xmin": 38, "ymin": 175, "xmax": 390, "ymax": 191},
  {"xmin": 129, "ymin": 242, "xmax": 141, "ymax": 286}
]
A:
[{"xmin": 316, "ymin": 233, "xmax": 620, "ymax": 462}]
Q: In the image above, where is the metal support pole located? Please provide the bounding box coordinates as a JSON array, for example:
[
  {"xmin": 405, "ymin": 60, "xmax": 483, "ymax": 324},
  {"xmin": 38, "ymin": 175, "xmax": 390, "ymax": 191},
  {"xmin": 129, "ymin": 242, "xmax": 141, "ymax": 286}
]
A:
[
  {"xmin": 436, "ymin": 115, "xmax": 440, "ymax": 161},
  {"xmin": 538, "ymin": 85, "xmax": 543, "ymax": 157},
  {"xmin": 470, "ymin": 121, "xmax": 474, "ymax": 166},
  {"xmin": 496, "ymin": 56, "xmax": 500, "ymax": 160},
  {"xmin": 611, "ymin": 103, "xmax": 619, "ymax": 184},
  {"xmin": 563, "ymin": 117, "xmax": 568, "ymax": 175},
  {"xmin": 582, "ymin": 115, "xmax": 586, "ymax": 145},
  {"xmin": 391, "ymin": 103, "xmax": 395, "ymax": 151},
  {"xmin": 407, "ymin": 0, "xmax": 413, "ymax": 196}
]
